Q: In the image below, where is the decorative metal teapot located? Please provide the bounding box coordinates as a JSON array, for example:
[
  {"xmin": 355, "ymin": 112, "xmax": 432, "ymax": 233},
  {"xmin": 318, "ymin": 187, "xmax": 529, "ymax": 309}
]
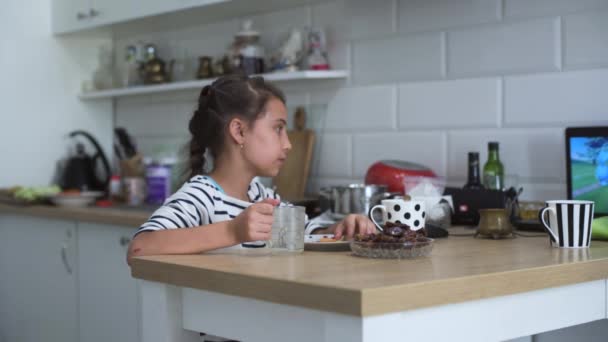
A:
[{"xmin": 143, "ymin": 44, "xmax": 173, "ymax": 84}]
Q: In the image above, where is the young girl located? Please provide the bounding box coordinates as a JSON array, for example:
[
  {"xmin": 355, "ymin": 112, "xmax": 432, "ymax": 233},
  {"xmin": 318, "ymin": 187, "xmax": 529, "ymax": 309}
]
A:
[{"xmin": 127, "ymin": 75, "xmax": 375, "ymax": 263}]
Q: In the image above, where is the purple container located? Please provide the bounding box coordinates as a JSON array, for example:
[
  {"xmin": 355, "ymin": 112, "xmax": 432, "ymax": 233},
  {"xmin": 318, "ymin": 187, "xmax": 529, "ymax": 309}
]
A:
[{"xmin": 145, "ymin": 163, "xmax": 172, "ymax": 205}]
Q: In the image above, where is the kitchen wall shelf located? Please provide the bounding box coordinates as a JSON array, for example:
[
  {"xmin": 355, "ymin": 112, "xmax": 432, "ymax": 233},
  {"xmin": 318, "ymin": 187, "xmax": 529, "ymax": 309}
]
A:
[{"xmin": 78, "ymin": 70, "xmax": 349, "ymax": 100}]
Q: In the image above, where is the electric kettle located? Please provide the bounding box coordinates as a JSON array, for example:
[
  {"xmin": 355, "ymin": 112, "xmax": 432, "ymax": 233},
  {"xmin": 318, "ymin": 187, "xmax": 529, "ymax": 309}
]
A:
[{"xmin": 60, "ymin": 130, "xmax": 111, "ymax": 192}]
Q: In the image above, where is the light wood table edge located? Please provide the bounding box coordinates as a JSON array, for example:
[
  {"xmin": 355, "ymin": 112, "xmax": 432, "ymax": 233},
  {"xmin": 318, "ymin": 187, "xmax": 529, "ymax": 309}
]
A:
[
  {"xmin": 131, "ymin": 256, "xmax": 608, "ymax": 317},
  {"xmin": 360, "ymin": 258, "xmax": 608, "ymax": 316},
  {"xmin": 131, "ymin": 257, "xmax": 363, "ymax": 315}
]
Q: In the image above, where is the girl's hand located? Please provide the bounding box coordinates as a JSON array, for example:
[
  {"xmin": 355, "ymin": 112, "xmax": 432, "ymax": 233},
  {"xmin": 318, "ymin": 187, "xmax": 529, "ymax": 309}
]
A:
[
  {"xmin": 333, "ymin": 214, "xmax": 377, "ymax": 240},
  {"xmin": 230, "ymin": 198, "xmax": 280, "ymax": 243}
]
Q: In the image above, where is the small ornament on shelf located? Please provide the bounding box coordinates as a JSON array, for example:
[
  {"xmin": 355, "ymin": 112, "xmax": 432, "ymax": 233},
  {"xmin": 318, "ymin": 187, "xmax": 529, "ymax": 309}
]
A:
[
  {"xmin": 92, "ymin": 45, "xmax": 114, "ymax": 90},
  {"xmin": 271, "ymin": 28, "xmax": 305, "ymax": 72},
  {"xmin": 307, "ymin": 28, "xmax": 330, "ymax": 70}
]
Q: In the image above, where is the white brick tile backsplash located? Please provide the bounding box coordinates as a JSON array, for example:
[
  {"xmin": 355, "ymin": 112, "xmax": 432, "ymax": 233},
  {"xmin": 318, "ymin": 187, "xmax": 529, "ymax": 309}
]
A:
[
  {"xmin": 312, "ymin": 0, "xmax": 349, "ymax": 43},
  {"xmin": 447, "ymin": 129, "xmax": 565, "ymax": 184},
  {"xmin": 247, "ymin": 6, "xmax": 310, "ymax": 32},
  {"xmin": 311, "ymin": 134, "xmax": 352, "ymax": 177},
  {"xmin": 116, "ymin": 100, "xmax": 190, "ymax": 137},
  {"xmin": 398, "ymin": 77, "xmax": 500, "ymax": 128},
  {"xmin": 248, "ymin": 6, "xmax": 311, "ymax": 52},
  {"xmin": 168, "ymin": 19, "xmax": 240, "ymax": 41},
  {"xmin": 346, "ymin": 0, "xmax": 396, "ymax": 40},
  {"xmin": 168, "ymin": 20, "xmax": 239, "ymax": 59},
  {"xmin": 306, "ymin": 177, "xmax": 364, "ymax": 194},
  {"xmin": 111, "ymin": 0, "xmax": 608, "ymax": 199},
  {"xmin": 310, "ymin": 85, "xmax": 396, "ymax": 131},
  {"xmin": 353, "ymin": 33, "xmax": 443, "ymax": 85},
  {"xmin": 564, "ymin": 10, "xmax": 608, "ymax": 69},
  {"xmin": 136, "ymin": 136, "xmax": 189, "ymax": 161},
  {"xmin": 447, "ymin": 18, "xmax": 560, "ymax": 77},
  {"xmin": 326, "ymin": 41, "xmax": 350, "ymax": 71},
  {"xmin": 398, "ymin": 0, "xmax": 500, "ymax": 33},
  {"xmin": 283, "ymin": 92, "xmax": 309, "ymax": 108},
  {"xmin": 504, "ymin": 69, "xmax": 608, "ymax": 125},
  {"xmin": 505, "ymin": 0, "xmax": 608, "ymax": 19},
  {"xmin": 518, "ymin": 183, "xmax": 566, "ymax": 201},
  {"xmin": 353, "ymin": 132, "xmax": 446, "ymax": 177},
  {"xmin": 313, "ymin": 0, "xmax": 397, "ymax": 41}
]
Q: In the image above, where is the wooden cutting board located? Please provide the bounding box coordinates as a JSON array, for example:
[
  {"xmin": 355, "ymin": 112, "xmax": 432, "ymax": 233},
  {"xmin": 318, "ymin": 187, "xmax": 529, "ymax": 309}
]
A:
[{"xmin": 273, "ymin": 107, "xmax": 315, "ymax": 201}]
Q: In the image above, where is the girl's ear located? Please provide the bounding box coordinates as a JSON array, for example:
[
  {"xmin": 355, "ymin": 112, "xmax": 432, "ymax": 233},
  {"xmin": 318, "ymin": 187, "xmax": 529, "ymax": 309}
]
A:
[{"xmin": 227, "ymin": 117, "xmax": 247, "ymax": 145}]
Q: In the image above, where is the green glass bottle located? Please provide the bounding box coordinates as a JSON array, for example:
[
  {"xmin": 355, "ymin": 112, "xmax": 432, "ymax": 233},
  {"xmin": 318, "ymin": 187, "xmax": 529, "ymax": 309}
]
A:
[{"xmin": 483, "ymin": 142, "xmax": 504, "ymax": 190}]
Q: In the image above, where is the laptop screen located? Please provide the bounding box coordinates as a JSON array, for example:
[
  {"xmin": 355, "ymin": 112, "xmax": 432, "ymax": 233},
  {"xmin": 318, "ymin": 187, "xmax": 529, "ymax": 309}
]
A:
[{"xmin": 566, "ymin": 127, "xmax": 608, "ymax": 216}]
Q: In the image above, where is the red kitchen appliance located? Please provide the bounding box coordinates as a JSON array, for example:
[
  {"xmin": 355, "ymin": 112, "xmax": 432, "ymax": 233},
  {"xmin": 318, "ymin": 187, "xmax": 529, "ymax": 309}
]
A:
[{"xmin": 364, "ymin": 160, "xmax": 437, "ymax": 193}]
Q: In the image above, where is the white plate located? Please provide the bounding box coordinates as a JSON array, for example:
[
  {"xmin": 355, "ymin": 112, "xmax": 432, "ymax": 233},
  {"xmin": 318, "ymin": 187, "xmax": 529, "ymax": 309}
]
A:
[
  {"xmin": 304, "ymin": 234, "xmax": 351, "ymax": 252},
  {"xmin": 50, "ymin": 191, "xmax": 104, "ymax": 208}
]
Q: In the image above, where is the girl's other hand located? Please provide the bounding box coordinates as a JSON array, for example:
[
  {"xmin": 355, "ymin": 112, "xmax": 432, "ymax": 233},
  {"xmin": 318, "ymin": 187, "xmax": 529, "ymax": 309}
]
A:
[
  {"xmin": 333, "ymin": 214, "xmax": 376, "ymax": 240},
  {"xmin": 231, "ymin": 198, "xmax": 279, "ymax": 243}
]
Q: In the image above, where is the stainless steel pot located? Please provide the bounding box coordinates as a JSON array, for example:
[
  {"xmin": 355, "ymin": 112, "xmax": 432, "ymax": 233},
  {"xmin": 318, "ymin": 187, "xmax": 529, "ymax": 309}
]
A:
[{"xmin": 319, "ymin": 184, "xmax": 392, "ymax": 219}]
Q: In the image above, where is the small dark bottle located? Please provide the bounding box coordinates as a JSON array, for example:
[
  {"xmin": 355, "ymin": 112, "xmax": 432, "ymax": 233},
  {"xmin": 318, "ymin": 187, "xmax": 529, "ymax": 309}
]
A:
[{"xmin": 464, "ymin": 152, "xmax": 485, "ymax": 190}]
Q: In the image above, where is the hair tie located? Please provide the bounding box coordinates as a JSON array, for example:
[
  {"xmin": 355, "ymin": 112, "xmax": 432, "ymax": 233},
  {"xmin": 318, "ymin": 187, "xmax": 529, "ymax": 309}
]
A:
[{"xmin": 200, "ymin": 85, "xmax": 212, "ymax": 97}]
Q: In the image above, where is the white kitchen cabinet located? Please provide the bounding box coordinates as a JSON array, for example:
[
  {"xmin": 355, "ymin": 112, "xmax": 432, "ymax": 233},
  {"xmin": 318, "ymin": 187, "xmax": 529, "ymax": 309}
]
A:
[
  {"xmin": 133, "ymin": 0, "xmax": 229, "ymax": 19},
  {"xmin": 52, "ymin": 0, "xmax": 223, "ymax": 34},
  {"xmin": 52, "ymin": 0, "xmax": 135, "ymax": 34},
  {"xmin": 53, "ymin": 0, "xmax": 321, "ymax": 35},
  {"xmin": 0, "ymin": 215, "xmax": 78, "ymax": 342},
  {"xmin": 89, "ymin": 0, "xmax": 136, "ymax": 27},
  {"xmin": 77, "ymin": 222, "xmax": 140, "ymax": 342},
  {"xmin": 52, "ymin": 0, "xmax": 93, "ymax": 34}
]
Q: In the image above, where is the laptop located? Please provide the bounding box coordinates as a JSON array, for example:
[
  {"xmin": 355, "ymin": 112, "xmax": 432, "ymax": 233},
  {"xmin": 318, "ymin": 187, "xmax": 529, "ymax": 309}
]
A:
[{"xmin": 566, "ymin": 126, "xmax": 608, "ymax": 218}]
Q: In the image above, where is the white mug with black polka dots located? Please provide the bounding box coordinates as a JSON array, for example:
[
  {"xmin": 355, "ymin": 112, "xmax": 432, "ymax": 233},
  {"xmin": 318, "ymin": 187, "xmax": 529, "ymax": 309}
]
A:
[{"xmin": 369, "ymin": 199, "xmax": 426, "ymax": 231}]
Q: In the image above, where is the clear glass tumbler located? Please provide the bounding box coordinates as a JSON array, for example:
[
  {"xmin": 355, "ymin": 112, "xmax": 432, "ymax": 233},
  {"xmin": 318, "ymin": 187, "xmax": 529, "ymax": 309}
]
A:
[{"xmin": 269, "ymin": 206, "xmax": 306, "ymax": 253}]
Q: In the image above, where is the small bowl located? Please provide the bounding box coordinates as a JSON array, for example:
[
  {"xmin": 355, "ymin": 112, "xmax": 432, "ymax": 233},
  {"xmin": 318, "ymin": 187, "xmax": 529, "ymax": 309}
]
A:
[
  {"xmin": 475, "ymin": 208, "xmax": 514, "ymax": 239},
  {"xmin": 350, "ymin": 238, "xmax": 434, "ymax": 259}
]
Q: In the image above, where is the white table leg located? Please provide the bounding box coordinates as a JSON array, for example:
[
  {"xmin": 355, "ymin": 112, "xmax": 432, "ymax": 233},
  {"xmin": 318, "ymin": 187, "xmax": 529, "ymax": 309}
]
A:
[{"xmin": 140, "ymin": 280, "xmax": 200, "ymax": 342}]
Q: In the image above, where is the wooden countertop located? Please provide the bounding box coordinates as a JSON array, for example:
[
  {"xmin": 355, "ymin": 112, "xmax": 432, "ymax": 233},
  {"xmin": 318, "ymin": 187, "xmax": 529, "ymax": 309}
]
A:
[
  {"xmin": 131, "ymin": 230, "xmax": 608, "ymax": 317},
  {"xmin": 0, "ymin": 203, "xmax": 152, "ymax": 227},
  {"xmin": 0, "ymin": 195, "xmax": 318, "ymax": 228}
]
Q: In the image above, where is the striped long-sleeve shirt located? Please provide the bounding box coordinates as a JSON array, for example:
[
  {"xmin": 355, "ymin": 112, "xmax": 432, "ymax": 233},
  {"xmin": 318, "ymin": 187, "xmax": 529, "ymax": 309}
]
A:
[{"xmin": 135, "ymin": 175, "xmax": 325, "ymax": 249}]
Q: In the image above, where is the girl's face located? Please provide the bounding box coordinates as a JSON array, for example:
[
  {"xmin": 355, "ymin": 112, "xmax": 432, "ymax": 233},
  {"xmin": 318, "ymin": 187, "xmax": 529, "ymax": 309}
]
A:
[{"xmin": 243, "ymin": 97, "xmax": 292, "ymax": 177}]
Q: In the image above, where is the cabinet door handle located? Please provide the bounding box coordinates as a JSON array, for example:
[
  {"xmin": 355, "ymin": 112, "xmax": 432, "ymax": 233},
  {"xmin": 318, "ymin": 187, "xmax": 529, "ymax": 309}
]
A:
[
  {"xmin": 88, "ymin": 8, "xmax": 100, "ymax": 17},
  {"xmin": 61, "ymin": 244, "xmax": 73, "ymax": 274},
  {"xmin": 120, "ymin": 236, "xmax": 131, "ymax": 247},
  {"xmin": 76, "ymin": 12, "xmax": 88, "ymax": 20}
]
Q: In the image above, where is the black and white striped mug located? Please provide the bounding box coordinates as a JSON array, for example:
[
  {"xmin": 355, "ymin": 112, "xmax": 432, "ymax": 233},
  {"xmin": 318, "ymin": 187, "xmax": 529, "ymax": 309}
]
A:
[{"xmin": 539, "ymin": 200, "xmax": 595, "ymax": 248}]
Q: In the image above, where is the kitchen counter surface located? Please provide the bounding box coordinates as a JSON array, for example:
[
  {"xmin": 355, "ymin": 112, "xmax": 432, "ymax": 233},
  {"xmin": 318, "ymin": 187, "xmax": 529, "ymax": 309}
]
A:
[
  {"xmin": 0, "ymin": 202, "xmax": 152, "ymax": 227},
  {"xmin": 131, "ymin": 229, "xmax": 608, "ymax": 317},
  {"xmin": 0, "ymin": 195, "xmax": 319, "ymax": 228}
]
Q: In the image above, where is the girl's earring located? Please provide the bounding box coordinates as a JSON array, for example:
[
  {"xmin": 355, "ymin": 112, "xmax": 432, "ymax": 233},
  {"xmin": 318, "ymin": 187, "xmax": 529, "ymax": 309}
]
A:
[{"xmin": 240, "ymin": 144, "xmax": 244, "ymax": 149}]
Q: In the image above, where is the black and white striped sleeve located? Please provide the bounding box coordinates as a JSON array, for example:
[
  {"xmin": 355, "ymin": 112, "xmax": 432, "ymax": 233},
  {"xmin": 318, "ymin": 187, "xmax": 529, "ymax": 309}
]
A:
[{"xmin": 134, "ymin": 180, "xmax": 215, "ymax": 236}]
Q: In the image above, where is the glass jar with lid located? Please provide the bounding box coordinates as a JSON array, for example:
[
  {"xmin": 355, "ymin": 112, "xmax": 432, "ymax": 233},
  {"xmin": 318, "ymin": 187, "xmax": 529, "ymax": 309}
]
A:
[{"xmin": 233, "ymin": 20, "xmax": 265, "ymax": 75}]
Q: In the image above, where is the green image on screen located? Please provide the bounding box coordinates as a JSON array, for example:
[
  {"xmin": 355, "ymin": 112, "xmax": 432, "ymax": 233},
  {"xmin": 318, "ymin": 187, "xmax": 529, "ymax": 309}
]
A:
[{"xmin": 570, "ymin": 137, "xmax": 608, "ymax": 213}]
